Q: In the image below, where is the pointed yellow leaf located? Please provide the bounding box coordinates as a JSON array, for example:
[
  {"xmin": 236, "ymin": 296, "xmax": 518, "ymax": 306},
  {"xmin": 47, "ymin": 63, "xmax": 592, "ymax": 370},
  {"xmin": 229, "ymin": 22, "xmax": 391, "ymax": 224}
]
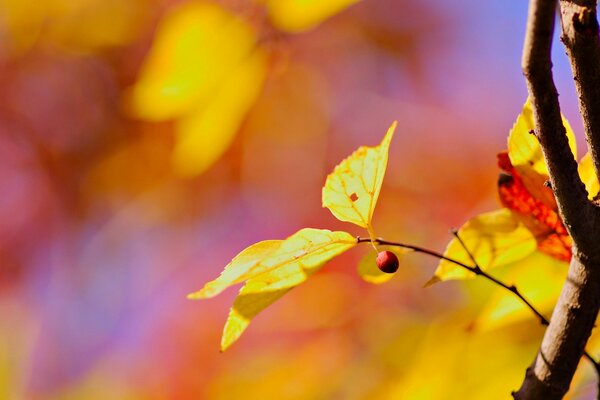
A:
[
  {"xmin": 430, "ymin": 209, "xmax": 537, "ymax": 283},
  {"xmin": 172, "ymin": 49, "xmax": 267, "ymax": 177},
  {"xmin": 218, "ymin": 228, "xmax": 356, "ymax": 350},
  {"xmin": 357, "ymin": 248, "xmax": 401, "ymax": 284},
  {"xmin": 188, "ymin": 240, "xmax": 282, "ymax": 299},
  {"xmin": 579, "ymin": 152, "xmax": 600, "ymax": 199},
  {"xmin": 220, "ymin": 265, "xmax": 305, "ymax": 351},
  {"xmin": 127, "ymin": 2, "xmax": 257, "ymax": 121},
  {"xmin": 475, "ymin": 251, "xmax": 566, "ymax": 331},
  {"xmin": 264, "ymin": 0, "xmax": 361, "ymax": 32},
  {"xmin": 508, "ymin": 99, "xmax": 577, "ymax": 207},
  {"xmin": 322, "ymin": 122, "xmax": 396, "ymax": 229}
]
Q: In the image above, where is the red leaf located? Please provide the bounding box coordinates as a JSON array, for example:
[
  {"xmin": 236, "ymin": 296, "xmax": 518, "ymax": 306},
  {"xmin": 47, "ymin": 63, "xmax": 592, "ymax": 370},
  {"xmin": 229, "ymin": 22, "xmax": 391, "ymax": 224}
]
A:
[{"xmin": 497, "ymin": 152, "xmax": 572, "ymax": 261}]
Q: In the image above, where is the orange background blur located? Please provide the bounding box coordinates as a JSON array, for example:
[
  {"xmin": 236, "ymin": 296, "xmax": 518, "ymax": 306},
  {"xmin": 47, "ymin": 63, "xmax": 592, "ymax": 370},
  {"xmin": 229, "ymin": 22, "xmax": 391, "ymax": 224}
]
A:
[{"xmin": 0, "ymin": 0, "xmax": 596, "ymax": 399}]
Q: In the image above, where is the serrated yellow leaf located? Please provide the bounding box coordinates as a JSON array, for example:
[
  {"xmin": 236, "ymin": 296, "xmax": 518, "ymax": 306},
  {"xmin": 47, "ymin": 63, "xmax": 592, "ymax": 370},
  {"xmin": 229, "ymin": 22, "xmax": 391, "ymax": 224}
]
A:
[
  {"xmin": 322, "ymin": 122, "xmax": 396, "ymax": 230},
  {"xmin": 187, "ymin": 240, "xmax": 282, "ymax": 300},
  {"xmin": 172, "ymin": 49, "xmax": 267, "ymax": 177},
  {"xmin": 264, "ymin": 0, "xmax": 360, "ymax": 32},
  {"xmin": 127, "ymin": 2, "xmax": 257, "ymax": 120},
  {"xmin": 217, "ymin": 228, "xmax": 356, "ymax": 350},
  {"xmin": 508, "ymin": 99, "xmax": 577, "ymax": 207},
  {"xmin": 475, "ymin": 251, "xmax": 566, "ymax": 331},
  {"xmin": 429, "ymin": 209, "xmax": 537, "ymax": 283},
  {"xmin": 357, "ymin": 248, "xmax": 399, "ymax": 284},
  {"xmin": 579, "ymin": 152, "xmax": 600, "ymax": 200}
]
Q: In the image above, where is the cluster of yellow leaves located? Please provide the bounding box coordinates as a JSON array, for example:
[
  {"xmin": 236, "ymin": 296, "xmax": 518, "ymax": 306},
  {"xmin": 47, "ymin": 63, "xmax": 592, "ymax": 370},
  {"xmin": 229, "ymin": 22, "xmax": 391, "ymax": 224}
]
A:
[
  {"xmin": 126, "ymin": 1, "xmax": 361, "ymax": 177},
  {"xmin": 430, "ymin": 100, "xmax": 599, "ymax": 330},
  {"xmin": 189, "ymin": 122, "xmax": 397, "ymax": 350}
]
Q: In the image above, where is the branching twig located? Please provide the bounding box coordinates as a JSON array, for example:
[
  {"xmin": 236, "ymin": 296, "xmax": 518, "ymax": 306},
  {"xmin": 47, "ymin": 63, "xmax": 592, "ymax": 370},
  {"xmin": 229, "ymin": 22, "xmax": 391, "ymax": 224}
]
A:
[{"xmin": 356, "ymin": 236, "xmax": 600, "ymax": 376}]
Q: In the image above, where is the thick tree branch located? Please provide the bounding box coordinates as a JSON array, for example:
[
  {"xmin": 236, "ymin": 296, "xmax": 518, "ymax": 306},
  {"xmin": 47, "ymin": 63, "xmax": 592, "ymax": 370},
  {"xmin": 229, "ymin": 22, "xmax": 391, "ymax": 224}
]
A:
[
  {"xmin": 515, "ymin": 0, "xmax": 600, "ymax": 399},
  {"xmin": 521, "ymin": 0, "xmax": 592, "ymax": 238},
  {"xmin": 559, "ymin": 0, "xmax": 600, "ymax": 181}
]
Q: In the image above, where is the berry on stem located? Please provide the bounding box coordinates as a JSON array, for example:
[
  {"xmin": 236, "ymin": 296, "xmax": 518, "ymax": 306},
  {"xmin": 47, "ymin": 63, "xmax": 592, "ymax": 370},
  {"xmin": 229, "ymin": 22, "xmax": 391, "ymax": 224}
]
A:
[{"xmin": 376, "ymin": 251, "xmax": 399, "ymax": 274}]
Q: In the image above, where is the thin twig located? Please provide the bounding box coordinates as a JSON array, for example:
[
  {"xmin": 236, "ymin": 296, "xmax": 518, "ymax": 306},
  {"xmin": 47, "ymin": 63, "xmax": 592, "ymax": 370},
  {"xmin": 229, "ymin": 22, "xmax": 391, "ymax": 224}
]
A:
[{"xmin": 356, "ymin": 236, "xmax": 600, "ymax": 373}]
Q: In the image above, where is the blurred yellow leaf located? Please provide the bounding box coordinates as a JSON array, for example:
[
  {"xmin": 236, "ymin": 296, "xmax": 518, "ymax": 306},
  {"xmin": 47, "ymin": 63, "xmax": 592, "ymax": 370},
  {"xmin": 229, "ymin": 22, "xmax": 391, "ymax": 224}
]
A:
[
  {"xmin": 379, "ymin": 317, "xmax": 537, "ymax": 400},
  {"xmin": 322, "ymin": 122, "xmax": 396, "ymax": 233},
  {"xmin": 0, "ymin": 0, "xmax": 46, "ymax": 53},
  {"xmin": 264, "ymin": 0, "xmax": 361, "ymax": 32},
  {"xmin": 128, "ymin": 2, "xmax": 258, "ymax": 121},
  {"xmin": 357, "ymin": 248, "xmax": 400, "ymax": 284},
  {"xmin": 475, "ymin": 252, "xmax": 566, "ymax": 331},
  {"xmin": 46, "ymin": 0, "xmax": 147, "ymax": 51},
  {"xmin": 188, "ymin": 240, "xmax": 282, "ymax": 299},
  {"xmin": 508, "ymin": 99, "xmax": 577, "ymax": 207},
  {"xmin": 190, "ymin": 228, "xmax": 356, "ymax": 350},
  {"xmin": 173, "ymin": 49, "xmax": 267, "ymax": 176},
  {"xmin": 126, "ymin": 2, "xmax": 268, "ymax": 176},
  {"xmin": 428, "ymin": 208, "xmax": 536, "ymax": 284},
  {"xmin": 578, "ymin": 152, "xmax": 600, "ymax": 199},
  {"xmin": 0, "ymin": 0, "xmax": 146, "ymax": 54}
]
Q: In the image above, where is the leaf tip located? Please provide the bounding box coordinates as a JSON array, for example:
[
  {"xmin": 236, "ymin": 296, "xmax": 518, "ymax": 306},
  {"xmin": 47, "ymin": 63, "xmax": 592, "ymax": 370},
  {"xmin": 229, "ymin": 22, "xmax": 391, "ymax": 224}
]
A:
[
  {"xmin": 423, "ymin": 275, "xmax": 441, "ymax": 288},
  {"xmin": 186, "ymin": 291, "xmax": 203, "ymax": 300},
  {"xmin": 187, "ymin": 282, "xmax": 222, "ymax": 299},
  {"xmin": 383, "ymin": 121, "xmax": 397, "ymax": 144},
  {"xmin": 219, "ymin": 330, "xmax": 239, "ymax": 352}
]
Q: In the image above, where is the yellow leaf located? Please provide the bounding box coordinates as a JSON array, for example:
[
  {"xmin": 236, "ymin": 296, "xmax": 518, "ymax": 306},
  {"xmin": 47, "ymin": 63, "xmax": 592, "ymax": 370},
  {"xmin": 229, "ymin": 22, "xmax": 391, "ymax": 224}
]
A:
[
  {"xmin": 357, "ymin": 248, "xmax": 400, "ymax": 284},
  {"xmin": 172, "ymin": 49, "xmax": 267, "ymax": 177},
  {"xmin": 221, "ymin": 268, "xmax": 301, "ymax": 351},
  {"xmin": 475, "ymin": 251, "xmax": 566, "ymax": 331},
  {"xmin": 187, "ymin": 240, "xmax": 282, "ymax": 300},
  {"xmin": 579, "ymin": 152, "xmax": 600, "ymax": 199},
  {"xmin": 264, "ymin": 0, "xmax": 360, "ymax": 32},
  {"xmin": 429, "ymin": 208, "xmax": 537, "ymax": 284},
  {"xmin": 381, "ymin": 318, "xmax": 536, "ymax": 400},
  {"xmin": 322, "ymin": 122, "xmax": 396, "ymax": 231},
  {"xmin": 508, "ymin": 99, "xmax": 577, "ymax": 207},
  {"xmin": 127, "ymin": 2, "xmax": 257, "ymax": 121},
  {"xmin": 0, "ymin": 0, "xmax": 147, "ymax": 55},
  {"xmin": 217, "ymin": 228, "xmax": 356, "ymax": 350}
]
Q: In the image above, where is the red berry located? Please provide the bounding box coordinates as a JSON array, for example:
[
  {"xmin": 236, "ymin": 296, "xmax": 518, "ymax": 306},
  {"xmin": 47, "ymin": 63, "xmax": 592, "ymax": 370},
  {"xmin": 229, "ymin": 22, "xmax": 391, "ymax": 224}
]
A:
[{"xmin": 376, "ymin": 251, "xmax": 399, "ymax": 274}]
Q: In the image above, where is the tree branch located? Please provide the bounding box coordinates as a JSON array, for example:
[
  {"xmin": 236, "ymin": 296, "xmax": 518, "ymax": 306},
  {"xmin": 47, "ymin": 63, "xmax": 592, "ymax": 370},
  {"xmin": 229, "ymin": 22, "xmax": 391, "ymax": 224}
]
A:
[
  {"xmin": 559, "ymin": 0, "xmax": 600, "ymax": 182},
  {"xmin": 515, "ymin": 0, "xmax": 600, "ymax": 398},
  {"xmin": 521, "ymin": 0, "xmax": 592, "ymax": 238}
]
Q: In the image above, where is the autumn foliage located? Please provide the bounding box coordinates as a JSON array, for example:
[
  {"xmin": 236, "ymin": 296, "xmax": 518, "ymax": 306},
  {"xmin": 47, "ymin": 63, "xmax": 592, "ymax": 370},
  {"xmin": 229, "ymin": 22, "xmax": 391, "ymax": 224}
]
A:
[{"xmin": 5, "ymin": 0, "xmax": 600, "ymax": 398}]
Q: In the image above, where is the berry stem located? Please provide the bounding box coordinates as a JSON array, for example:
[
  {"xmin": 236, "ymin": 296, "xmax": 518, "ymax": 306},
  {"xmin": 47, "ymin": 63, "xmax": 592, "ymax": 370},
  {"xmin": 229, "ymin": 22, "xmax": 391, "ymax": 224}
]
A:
[{"xmin": 356, "ymin": 235, "xmax": 600, "ymax": 372}]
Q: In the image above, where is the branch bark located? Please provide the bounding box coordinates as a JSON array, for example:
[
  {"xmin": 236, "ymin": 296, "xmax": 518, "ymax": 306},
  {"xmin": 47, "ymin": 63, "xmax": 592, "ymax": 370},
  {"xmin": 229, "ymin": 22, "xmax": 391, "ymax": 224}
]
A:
[
  {"xmin": 514, "ymin": 0, "xmax": 600, "ymax": 398},
  {"xmin": 559, "ymin": 0, "xmax": 600, "ymax": 180}
]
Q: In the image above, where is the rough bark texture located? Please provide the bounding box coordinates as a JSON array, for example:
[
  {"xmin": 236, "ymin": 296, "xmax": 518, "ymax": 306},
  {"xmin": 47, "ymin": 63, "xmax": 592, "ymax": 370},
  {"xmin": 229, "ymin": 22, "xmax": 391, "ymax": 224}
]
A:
[
  {"xmin": 514, "ymin": 0, "xmax": 600, "ymax": 398},
  {"xmin": 514, "ymin": 255, "xmax": 600, "ymax": 399},
  {"xmin": 560, "ymin": 0, "xmax": 600, "ymax": 181}
]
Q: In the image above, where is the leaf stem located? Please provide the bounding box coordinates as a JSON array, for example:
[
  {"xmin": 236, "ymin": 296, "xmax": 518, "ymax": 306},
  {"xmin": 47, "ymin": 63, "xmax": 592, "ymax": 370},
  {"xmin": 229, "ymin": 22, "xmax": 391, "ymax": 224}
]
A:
[
  {"xmin": 366, "ymin": 223, "xmax": 379, "ymax": 252},
  {"xmin": 356, "ymin": 236, "xmax": 600, "ymax": 373}
]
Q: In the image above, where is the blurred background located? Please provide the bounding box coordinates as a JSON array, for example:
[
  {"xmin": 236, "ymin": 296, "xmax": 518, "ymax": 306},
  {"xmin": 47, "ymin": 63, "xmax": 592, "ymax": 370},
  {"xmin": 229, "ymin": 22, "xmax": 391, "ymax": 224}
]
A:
[{"xmin": 1, "ymin": 0, "xmax": 597, "ymax": 398}]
